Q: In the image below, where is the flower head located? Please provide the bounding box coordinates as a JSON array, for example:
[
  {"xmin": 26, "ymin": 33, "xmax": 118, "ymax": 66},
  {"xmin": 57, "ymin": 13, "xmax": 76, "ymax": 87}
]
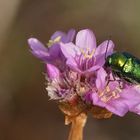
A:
[{"xmin": 28, "ymin": 28, "xmax": 140, "ymax": 118}]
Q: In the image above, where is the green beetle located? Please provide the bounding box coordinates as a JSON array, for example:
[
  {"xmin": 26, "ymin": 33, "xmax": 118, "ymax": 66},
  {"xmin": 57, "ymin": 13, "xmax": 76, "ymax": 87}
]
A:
[{"xmin": 105, "ymin": 52, "xmax": 140, "ymax": 84}]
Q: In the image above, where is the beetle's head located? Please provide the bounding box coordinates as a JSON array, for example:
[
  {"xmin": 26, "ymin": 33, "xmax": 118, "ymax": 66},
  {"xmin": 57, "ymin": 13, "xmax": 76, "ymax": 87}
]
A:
[{"xmin": 105, "ymin": 55, "xmax": 112, "ymax": 67}]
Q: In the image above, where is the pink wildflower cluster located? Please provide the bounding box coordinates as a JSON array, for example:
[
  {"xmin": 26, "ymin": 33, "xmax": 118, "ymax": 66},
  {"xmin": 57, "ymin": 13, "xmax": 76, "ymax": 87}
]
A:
[{"xmin": 28, "ymin": 29, "xmax": 140, "ymax": 117}]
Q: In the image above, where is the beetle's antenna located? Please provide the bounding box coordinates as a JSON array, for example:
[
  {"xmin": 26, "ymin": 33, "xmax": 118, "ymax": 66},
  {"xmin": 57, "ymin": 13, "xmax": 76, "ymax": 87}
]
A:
[{"xmin": 105, "ymin": 36, "xmax": 111, "ymax": 60}]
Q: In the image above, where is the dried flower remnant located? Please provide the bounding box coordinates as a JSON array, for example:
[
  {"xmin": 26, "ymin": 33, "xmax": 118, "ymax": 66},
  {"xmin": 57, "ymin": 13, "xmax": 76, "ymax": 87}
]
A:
[{"xmin": 28, "ymin": 28, "xmax": 140, "ymax": 140}]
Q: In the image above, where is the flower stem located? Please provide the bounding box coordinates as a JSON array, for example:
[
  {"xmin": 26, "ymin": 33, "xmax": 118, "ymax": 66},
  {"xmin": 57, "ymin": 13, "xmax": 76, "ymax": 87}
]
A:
[{"xmin": 68, "ymin": 113, "xmax": 87, "ymax": 140}]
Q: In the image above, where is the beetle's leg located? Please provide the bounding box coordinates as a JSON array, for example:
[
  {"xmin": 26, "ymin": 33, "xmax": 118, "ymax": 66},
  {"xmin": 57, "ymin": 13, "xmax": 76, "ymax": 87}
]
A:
[{"xmin": 106, "ymin": 72, "xmax": 123, "ymax": 89}]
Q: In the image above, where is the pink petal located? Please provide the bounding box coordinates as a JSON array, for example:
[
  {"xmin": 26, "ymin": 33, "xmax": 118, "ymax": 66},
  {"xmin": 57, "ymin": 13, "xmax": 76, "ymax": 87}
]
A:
[
  {"xmin": 106, "ymin": 99, "xmax": 129, "ymax": 117},
  {"xmin": 76, "ymin": 29, "xmax": 96, "ymax": 51},
  {"xmin": 90, "ymin": 92, "xmax": 106, "ymax": 107},
  {"xmin": 64, "ymin": 29, "xmax": 76, "ymax": 42},
  {"xmin": 95, "ymin": 40, "xmax": 114, "ymax": 57},
  {"xmin": 51, "ymin": 31, "xmax": 66, "ymax": 40},
  {"xmin": 66, "ymin": 58, "xmax": 82, "ymax": 73},
  {"xmin": 28, "ymin": 38, "xmax": 47, "ymax": 51},
  {"xmin": 120, "ymin": 86, "xmax": 140, "ymax": 115},
  {"xmin": 49, "ymin": 44, "xmax": 61, "ymax": 58},
  {"xmin": 132, "ymin": 104, "xmax": 140, "ymax": 115},
  {"xmin": 94, "ymin": 54, "xmax": 106, "ymax": 67},
  {"xmin": 95, "ymin": 68, "xmax": 107, "ymax": 90},
  {"xmin": 60, "ymin": 42, "xmax": 81, "ymax": 59},
  {"xmin": 86, "ymin": 65, "xmax": 100, "ymax": 73},
  {"xmin": 28, "ymin": 38, "xmax": 49, "ymax": 60}
]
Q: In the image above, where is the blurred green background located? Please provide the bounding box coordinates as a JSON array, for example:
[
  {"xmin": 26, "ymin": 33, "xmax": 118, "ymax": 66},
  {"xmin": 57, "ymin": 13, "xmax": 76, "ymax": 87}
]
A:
[{"xmin": 0, "ymin": 0, "xmax": 140, "ymax": 139}]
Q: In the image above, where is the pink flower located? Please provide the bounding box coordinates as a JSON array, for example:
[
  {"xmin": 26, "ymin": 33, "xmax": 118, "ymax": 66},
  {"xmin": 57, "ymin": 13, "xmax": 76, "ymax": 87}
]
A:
[
  {"xmin": 85, "ymin": 68, "xmax": 140, "ymax": 116},
  {"xmin": 60, "ymin": 29, "xmax": 114, "ymax": 74},
  {"xmin": 28, "ymin": 29, "xmax": 75, "ymax": 70}
]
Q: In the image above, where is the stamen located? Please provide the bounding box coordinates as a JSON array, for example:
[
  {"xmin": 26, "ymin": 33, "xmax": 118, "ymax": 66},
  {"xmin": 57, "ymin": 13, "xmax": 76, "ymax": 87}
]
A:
[
  {"xmin": 80, "ymin": 48, "xmax": 95, "ymax": 59},
  {"xmin": 135, "ymin": 85, "xmax": 140, "ymax": 89},
  {"xmin": 116, "ymin": 87, "xmax": 122, "ymax": 93},
  {"xmin": 106, "ymin": 86, "xmax": 110, "ymax": 92},
  {"xmin": 101, "ymin": 96, "xmax": 112, "ymax": 103},
  {"xmin": 100, "ymin": 84, "xmax": 121, "ymax": 103},
  {"xmin": 99, "ymin": 91, "xmax": 104, "ymax": 97},
  {"xmin": 54, "ymin": 36, "xmax": 61, "ymax": 42},
  {"xmin": 112, "ymin": 91, "xmax": 117, "ymax": 97},
  {"xmin": 47, "ymin": 36, "xmax": 61, "ymax": 47},
  {"xmin": 47, "ymin": 40, "xmax": 53, "ymax": 47}
]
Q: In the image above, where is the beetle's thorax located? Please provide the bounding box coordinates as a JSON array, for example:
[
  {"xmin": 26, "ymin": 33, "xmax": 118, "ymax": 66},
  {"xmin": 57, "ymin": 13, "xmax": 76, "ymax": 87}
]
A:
[{"xmin": 106, "ymin": 52, "xmax": 128, "ymax": 71}]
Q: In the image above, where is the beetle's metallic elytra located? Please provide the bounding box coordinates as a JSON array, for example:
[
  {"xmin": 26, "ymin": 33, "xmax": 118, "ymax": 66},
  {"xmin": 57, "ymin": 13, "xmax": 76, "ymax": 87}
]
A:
[{"xmin": 105, "ymin": 52, "xmax": 140, "ymax": 84}]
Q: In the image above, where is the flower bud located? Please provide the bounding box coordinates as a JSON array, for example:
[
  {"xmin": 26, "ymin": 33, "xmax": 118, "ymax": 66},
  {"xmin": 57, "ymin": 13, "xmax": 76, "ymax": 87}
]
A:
[{"xmin": 46, "ymin": 64, "xmax": 60, "ymax": 80}]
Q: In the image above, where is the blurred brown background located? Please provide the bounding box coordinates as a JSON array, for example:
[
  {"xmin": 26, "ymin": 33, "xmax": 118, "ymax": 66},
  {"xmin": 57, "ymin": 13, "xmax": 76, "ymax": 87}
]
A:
[{"xmin": 0, "ymin": 0, "xmax": 140, "ymax": 139}]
